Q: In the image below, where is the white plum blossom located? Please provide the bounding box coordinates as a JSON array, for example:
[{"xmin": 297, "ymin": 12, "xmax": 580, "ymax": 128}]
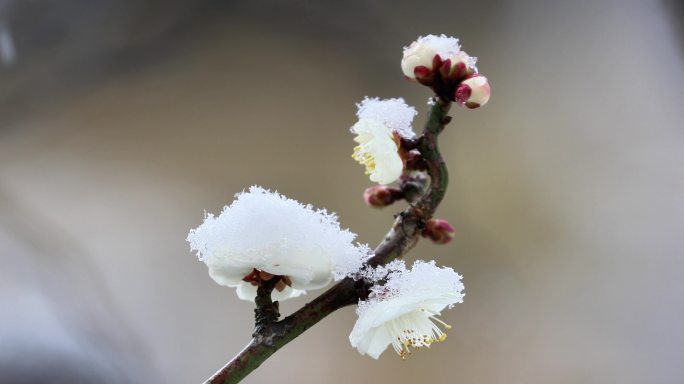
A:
[
  {"xmin": 401, "ymin": 34, "xmax": 477, "ymax": 80},
  {"xmin": 187, "ymin": 186, "xmax": 371, "ymax": 301},
  {"xmin": 350, "ymin": 260, "xmax": 464, "ymax": 359},
  {"xmin": 351, "ymin": 119, "xmax": 403, "ymax": 185},
  {"xmin": 351, "ymin": 97, "xmax": 417, "ymax": 185}
]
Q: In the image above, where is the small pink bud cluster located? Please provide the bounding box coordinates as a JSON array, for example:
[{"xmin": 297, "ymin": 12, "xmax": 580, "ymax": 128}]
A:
[
  {"xmin": 422, "ymin": 219, "xmax": 455, "ymax": 244},
  {"xmin": 401, "ymin": 34, "xmax": 491, "ymax": 109},
  {"xmin": 363, "ymin": 185, "xmax": 404, "ymax": 208}
]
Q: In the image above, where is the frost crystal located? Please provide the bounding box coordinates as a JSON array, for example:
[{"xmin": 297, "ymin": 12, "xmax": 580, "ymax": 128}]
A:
[
  {"xmin": 355, "ymin": 97, "xmax": 417, "ymax": 139},
  {"xmin": 350, "ymin": 260, "xmax": 464, "ymax": 359},
  {"xmin": 187, "ymin": 186, "xmax": 370, "ymax": 301},
  {"xmin": 404, "ymin": 34, "xmax": 461, "ymax": 60},
  {"xmin": 466, "ymin": 55, "xmax": 478, "ymax": 73},
  {"xmin": 359, "ymin": 259, "xmax": 406, "ymax": 282}
]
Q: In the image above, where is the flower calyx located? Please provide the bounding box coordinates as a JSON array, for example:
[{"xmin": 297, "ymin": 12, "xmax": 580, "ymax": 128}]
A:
[
  {"xmin": 403, "ymin": 150, "xmax": 428, "ymax": 172},
  {"xmin": 242, "ymin": 269, "xmax": 294, "ymax": 293}
]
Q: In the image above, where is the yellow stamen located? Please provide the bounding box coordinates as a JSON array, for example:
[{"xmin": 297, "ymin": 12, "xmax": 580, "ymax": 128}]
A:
[{"xmin": 352, "ymin": 145, "xmax": 376, "ymax": 175}]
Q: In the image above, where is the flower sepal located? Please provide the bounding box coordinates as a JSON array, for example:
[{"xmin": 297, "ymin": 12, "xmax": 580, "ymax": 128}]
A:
[{"xmin": 413, "ymin": 54, "xmax": 444, "ymax": 86}]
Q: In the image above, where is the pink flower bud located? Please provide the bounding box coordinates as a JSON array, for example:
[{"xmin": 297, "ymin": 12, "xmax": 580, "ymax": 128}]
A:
[
  {"xmin": 454, "ymin": 75, "xmax": 491, "ymax": 109},
  {"xmin": 422, "ymin": 219, "xmax": 455, "ymax": 244},
  {"xmin": 363, "ymin": 185, "xmax": 403, "ymax": 208}
]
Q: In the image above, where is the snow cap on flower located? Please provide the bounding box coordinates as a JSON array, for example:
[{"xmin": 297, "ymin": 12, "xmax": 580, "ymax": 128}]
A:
[
  {"xmin": 350, "ymin": 260, "xmax": 465, "ymax": 359},
  {"xmin": 402, "ymin": 34, "xmax": 461, "ymax": 80},
  {"xmin": 455, "ymin": 75, "xmax": 491, "ymax": 109},
  {"xmin": 355, "ymin": 97, "xmax": 418, "ymax": 139},
  {"xmin": 187, "ymin": 186, "xmax": 371, "ymax": 301},
  {"xmin": 351, "ymin": 97, "xmax": 417, "ymax": 185}
]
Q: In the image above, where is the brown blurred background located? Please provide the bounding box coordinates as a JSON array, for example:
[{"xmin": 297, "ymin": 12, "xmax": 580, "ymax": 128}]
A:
[{"xmin": 1, "ymin": 1, "xmax": 683, "ymax": 383}]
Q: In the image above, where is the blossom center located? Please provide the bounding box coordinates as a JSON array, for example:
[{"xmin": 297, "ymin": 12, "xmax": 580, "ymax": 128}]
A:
[
  {"xmin": 352, "ymin": 145, "xmax": 377, "ymax": 175},
  {"xmin": 387, "ymin": 308, "xmax": 452, "ymax": 359}
]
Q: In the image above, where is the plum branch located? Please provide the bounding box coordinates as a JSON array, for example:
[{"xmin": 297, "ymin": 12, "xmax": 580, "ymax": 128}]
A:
[{"xmin": 204, "ymin": 98, "xmax": 452, "ymax": 384}]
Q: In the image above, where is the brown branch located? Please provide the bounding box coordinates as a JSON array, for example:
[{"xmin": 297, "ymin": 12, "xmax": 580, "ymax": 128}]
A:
[{"xmin": 204, "ymin": 98, "xmax": 452, "ymax": 384}]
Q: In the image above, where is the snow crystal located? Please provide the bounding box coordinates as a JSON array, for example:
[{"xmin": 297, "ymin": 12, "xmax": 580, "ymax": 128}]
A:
[
  {"xmin": 359, "ymin": 259, "xmax": 406, "ymax": 282},
  {"xmin": 404, "ymin": 34, "xmax": 461, "ymax": 60},
  {"xmin": 355, "ymin": 97, "xmax": 417, "ymax": 139},
  {"xmin": 466, "ymin": 55, "xmax": 479, "ymax": 73},
  {"xmin": 340, "ymin": 243, "xmax": 373, "ymax": 280}
]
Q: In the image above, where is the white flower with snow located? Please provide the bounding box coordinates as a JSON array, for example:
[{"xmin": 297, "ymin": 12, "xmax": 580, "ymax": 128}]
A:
[
  {"xmin": 349, "ymin": 260, "xmax": 464, "ymax": 359},
  {"xmin": 401, "ymin": 34, "xmax": 477, "ymax": 80},
  {"xmin": 351, "ymin": 97, "xmax": 417, "ymax": 185},
  {"xmin": 187, "ymin": 186, "xmax": 371, "ymax": 301}
]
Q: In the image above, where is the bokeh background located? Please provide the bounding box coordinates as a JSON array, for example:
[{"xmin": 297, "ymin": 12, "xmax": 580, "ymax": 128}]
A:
[{"xmin": 1, "ymin": 1, "xmax": 683, "ymax": 383}]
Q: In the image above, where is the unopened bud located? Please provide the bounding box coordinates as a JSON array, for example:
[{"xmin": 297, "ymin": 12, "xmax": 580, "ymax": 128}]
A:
[
  {"xmin": 401, "ymin": 35, "xmax": 460, "ymax": 85},
  {"xmin": 454, "ymin": 75, "xmax": 491, "ymax": 109},
  {"xmin": 422, "ymin": 219, "xmax": 455, "ymax": 244},
  {"xmin": 363, "ymin": 185, "xmax": 403, "ymax": 208}
]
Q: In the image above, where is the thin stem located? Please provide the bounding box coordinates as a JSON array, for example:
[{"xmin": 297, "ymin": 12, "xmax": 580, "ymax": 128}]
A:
[
  {"xmin": 253, "ymin": 277, "xmax": 280, "ymax": 336},
  {"xmin": 204, "ymin": 98, "xmax": 452, "ymax": 384}
]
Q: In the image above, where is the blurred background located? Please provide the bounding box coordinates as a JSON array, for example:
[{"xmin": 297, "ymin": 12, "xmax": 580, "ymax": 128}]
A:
[{"xmin": 1, "ymin": 0, "xmax": 683, "ymax": 383}]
